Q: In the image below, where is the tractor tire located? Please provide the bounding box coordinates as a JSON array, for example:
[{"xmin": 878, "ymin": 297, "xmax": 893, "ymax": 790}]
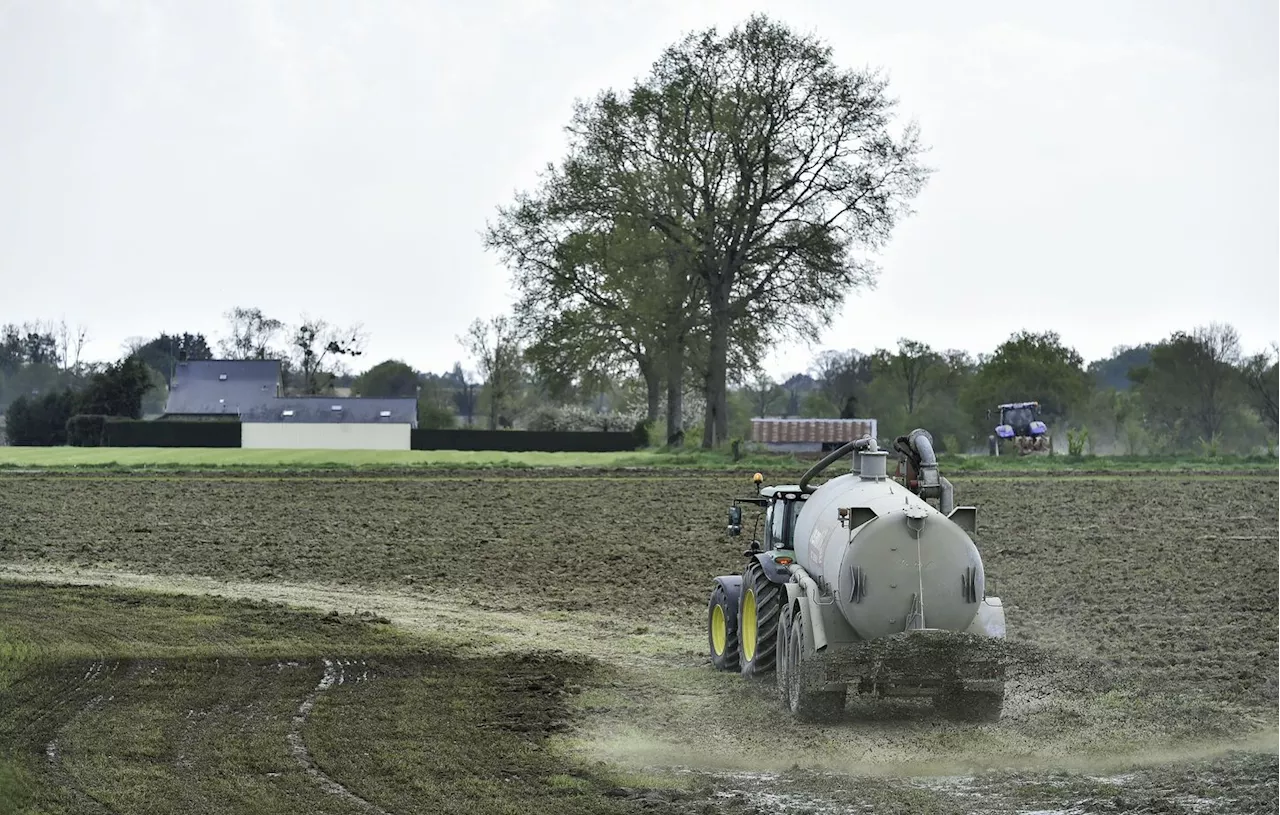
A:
[
  {"xmin": 707, "ymin": 582, "xmax": 740, "ymax": 672},
  {"xmin": 738, "ymin": 561, "xmax": 782, "ymax": 678},
  {"xmin": 781, "ymin": 607, "xmax": 846, "ymax": 722}
]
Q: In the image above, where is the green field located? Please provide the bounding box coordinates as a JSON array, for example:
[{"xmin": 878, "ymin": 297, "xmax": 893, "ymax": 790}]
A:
[
  {"xmin": 0, "ymin": 444, "xmax": 1274, "ymax": 474},
  {"xmin": 1, "ymin": 462, "xmax": 1276, "ymax": 813}
]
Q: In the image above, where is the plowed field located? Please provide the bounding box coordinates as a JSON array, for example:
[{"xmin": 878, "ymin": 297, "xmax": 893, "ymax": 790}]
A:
[{"xmin": 1, "ymin": 469, "xmax": 1276, "ymax": 814}]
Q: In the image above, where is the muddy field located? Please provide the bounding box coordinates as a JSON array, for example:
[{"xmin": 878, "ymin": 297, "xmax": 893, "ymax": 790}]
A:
[{"xmin": 1, "ymin": 469, "xmax": 1276, "ymax": 813}]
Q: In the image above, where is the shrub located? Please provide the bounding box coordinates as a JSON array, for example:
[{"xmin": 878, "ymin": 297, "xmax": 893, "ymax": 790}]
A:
[
  {"xmin": 1066, "ymin": 426, "xmax": 1090, "ymax": 457},
  {"xmin": 417, "ymin": 400, "xmax": 457, "ymax": 430},
  {"xmin": 66, "ymin": 414, "xmax": 108, "ymax": 447},
  {"xmin": 4, "ymin": 390, "xmax": 77, "ymax": 445}
]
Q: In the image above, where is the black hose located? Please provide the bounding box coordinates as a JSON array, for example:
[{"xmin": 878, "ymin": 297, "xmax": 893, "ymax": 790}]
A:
[{"xmin": 798, "ymin": 437, "xmax": 875, "ymax": 493}]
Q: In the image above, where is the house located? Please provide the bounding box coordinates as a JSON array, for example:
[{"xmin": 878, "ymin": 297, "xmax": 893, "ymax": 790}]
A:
[
  {"xmin": 162, "ymin": 359, "xmax": 418, "ymax": 449},
  {"xmin": 162, "ymin": 359, "xmax": 281, "ymax": 419},
  {"xmin": 750, "ymin": 417, "xmax": 878, "ymax": 454}
]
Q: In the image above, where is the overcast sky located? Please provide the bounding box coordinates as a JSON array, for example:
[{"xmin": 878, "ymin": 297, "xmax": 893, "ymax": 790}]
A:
[{"xmin": 2, "ymin": 0, "xmax": 1276, "ymax": 380}]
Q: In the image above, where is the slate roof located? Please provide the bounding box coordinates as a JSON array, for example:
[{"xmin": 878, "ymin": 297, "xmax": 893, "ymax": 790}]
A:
[
  {"xmin": 162, "ymin": 360, "xmax": 415, "ymax": 425},
  {"xmin": 240, "ymin": 397, "xmax": 418, "ymax": 426},
  {"xmin": 164, "ymin": 359, "xmax": 281, "ymax": 416}
]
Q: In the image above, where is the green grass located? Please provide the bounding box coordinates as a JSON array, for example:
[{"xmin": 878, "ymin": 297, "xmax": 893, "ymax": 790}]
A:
[
  {"xmin": 0, "ymin": 445, "xmax": 1273, "ymax": 473},
  {"xmin": 0, "ymin": 446, "xmax": 787, "ymax": 471}
]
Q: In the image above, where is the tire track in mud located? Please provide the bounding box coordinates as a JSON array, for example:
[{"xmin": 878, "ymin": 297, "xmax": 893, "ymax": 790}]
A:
[
  {"xmin": 287, "ymin": 657, "xmax": 390, "ymax": 815},
  {"xmin": 36, "ymin": 657, "xmax": 125, "ymax": 815}
]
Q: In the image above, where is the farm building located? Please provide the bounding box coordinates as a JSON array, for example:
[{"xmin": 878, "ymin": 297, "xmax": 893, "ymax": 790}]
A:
[
  {"xmin": 162, "ymin": 359, "xmax": 417, "ymax": 449},
  {"xmin": 239, "ymin": 395, "xmax": 418, "ymax": 450},
  {"xmin": 750, "ymin": 417, "xmax": 878, "ymax": 454}
]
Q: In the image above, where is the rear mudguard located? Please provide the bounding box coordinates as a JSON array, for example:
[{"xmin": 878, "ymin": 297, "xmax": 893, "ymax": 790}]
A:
[
  {"xmin": 710, "ymin": 575, "xmax": 743, "ymax": 626},
  {"xmin": 751, "ymin": 550, "xmax": 794, "ymax": 584}
]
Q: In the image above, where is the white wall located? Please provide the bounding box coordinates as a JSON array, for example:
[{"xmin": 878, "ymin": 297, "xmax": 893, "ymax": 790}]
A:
[{"xmin": 241, "ymin": 422, "xmax": 411, "ymax": 450}]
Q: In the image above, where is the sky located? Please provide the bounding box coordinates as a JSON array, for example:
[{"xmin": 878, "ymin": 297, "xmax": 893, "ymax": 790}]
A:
[{"xmin": 1, "ymin": 0, "xmax": 1277, "ymax": 381}]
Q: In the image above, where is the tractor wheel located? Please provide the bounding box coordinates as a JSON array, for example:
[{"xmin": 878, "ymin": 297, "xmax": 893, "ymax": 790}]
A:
[
  {"xmin": 738, "ymin": 561, "xmax": 782, "ymax": 678},
  {"xmin": 781, "ymin": 607, "xmax": 846, "ymax": 722},
  {"xmin": 707, "ymin": 582, "xmax": 740, "ymax": 672}
]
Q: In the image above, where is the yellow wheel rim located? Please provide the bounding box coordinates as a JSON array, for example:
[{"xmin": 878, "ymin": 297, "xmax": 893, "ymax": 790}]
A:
[
  {"xmin": 711, "ymin": 605, "xmax": 727, "ymax": 655},
  {"xmin": 742, "ymin": 589, "xmax": 758, "ymax": 662}
]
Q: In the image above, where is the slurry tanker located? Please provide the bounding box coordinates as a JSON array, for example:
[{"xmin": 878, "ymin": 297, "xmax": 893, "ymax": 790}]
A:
[{"xmin": 707, "ymin": 429, "xmax": 1008, "ymax": 722}]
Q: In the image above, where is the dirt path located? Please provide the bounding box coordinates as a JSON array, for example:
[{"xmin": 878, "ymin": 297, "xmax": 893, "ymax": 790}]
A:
[{"xmin": 4, "ymin": 563, "xmax": 1275, "ymax": 814}]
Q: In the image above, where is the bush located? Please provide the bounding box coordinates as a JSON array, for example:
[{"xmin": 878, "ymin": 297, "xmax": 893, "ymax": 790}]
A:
[
  {"xmin": 66, "ymin": 414, "xmax": 108, "ymax": 447},
  {"xmin": 632, "ymin": 419, "xmax": 652, "ymax": 448},
  {"xmin": 417, "ymin": 400, "xmax": 457, "ymax": 430},
  {"xmin": 1067, "ymin": 426, "xmax": 1090, "ymax": 457},
  {"xmin": 3, "ymin": 390, "xmax": 78, "ymax": 445},
  {"xmin": 524, "ymin": 404, "xmax": 644, "ymax": 433}
]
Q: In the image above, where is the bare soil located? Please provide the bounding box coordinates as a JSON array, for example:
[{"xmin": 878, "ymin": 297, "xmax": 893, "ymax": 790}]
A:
[{"xmin": 0, "ymin": 470, "xmax": 1275, "ymax": 813}]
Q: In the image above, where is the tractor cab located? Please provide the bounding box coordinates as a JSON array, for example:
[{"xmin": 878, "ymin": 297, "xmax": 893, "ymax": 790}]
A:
[
  {"xmin": 990, "ymin": 401, "xmax": 1051, "ymax": 455},
  {"xmin": 726, "ymin": 475, "xmax": 810, "ymax": 552},
  {"xmin": 995, "ymin": 401, "xmax": 1047, "ymax": 440}
]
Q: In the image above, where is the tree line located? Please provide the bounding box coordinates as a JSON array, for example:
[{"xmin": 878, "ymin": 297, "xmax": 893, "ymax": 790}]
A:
[{"xmin": 2, "ymin": 305, "xmax": 1275, "ymax": 456}]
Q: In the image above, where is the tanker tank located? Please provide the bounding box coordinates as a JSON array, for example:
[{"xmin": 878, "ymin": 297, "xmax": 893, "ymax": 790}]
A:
[
  {"xmin": 706, "ymin": 430, "xmax": 1009, "ymax": 723},
  {"xmin": 792, "ymin": 445, "xmax": 986, "ymax": 640}
]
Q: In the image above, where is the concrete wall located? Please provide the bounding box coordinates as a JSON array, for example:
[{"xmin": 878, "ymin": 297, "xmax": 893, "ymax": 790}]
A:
[{"xmin": 241, "ymin": 422, "xmax": 411, "ymax": 450}]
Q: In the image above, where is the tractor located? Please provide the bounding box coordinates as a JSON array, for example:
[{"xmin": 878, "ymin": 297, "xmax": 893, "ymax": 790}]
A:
[
  {"xmin": 707, "ymin": 430, "xmax": 1008, "ymax": 722},
  {"xmin": 988, "ymin": 401, "xmax": 1050, "ymax": 455}
]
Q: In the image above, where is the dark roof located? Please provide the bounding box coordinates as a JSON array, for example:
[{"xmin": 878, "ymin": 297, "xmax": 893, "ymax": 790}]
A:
[
  {"xmin": 241, "ymin": 397, "xmax": 418, "ymax": 426},
  {"xmin": 164, "ymin": 359, "xmax": 281, "ymax": 416}
]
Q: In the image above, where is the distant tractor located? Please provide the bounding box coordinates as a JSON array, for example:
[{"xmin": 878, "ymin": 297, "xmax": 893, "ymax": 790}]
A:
[
  {"xmin": 707, "ymin": 430, "xmax": 1008, "ymax": 723},
  {"xmin": 988, "ymin": 401, "xmax": 1050, "ymax": 455}
]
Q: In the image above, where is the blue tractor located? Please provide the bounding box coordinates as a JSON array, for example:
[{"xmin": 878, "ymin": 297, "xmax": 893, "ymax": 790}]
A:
[{"xmin": 988, "ymin": 401, "xmax": 1050, "ymax": 455}]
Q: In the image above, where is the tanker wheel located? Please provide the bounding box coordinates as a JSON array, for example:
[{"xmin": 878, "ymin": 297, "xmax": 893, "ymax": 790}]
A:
[
  {"xmin": 782, "ymin": 607, "xmax": 846, "ymax": 722},
  {"xmin": 707, "ymin": 583, "xmax": 740, "ymax": 671},
  {"xmin": 774, "ymin": 604, "xmax": 792, "ymax": 706},
  {"xmin": 934, "ymin": 676, "xmax": 1005, "ymax": 723},
  {"xmin": 738, "ymin": 561, "xmax": 782, "ymax": 678}
]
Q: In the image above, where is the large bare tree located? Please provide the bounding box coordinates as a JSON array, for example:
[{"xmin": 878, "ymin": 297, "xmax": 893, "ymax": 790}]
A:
[
  {"xmin": 291, "ymin": 318, "xmax": 367, "ymax": 395},
  {"xmin": 219, "ymin": 307, "xmax": 284, "ymax": 360},
  {"xmin": 555, "ymin": 15, "xmax": 928, "ymax": 446}
]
